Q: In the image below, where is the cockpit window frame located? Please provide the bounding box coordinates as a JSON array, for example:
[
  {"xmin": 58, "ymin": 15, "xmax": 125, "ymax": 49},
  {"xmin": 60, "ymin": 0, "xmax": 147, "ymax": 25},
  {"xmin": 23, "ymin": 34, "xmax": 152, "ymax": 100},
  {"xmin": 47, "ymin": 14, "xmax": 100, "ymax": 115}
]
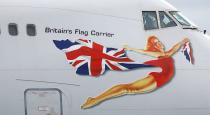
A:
[
  {"xmin": 158, "ymin": 11, "xmax": 177, "ymax": 28},
  {"xmin": 142, "ymin": 11, "xmax": 159, "ymax": 30},
  {"xmin": 169, "ymin": 11, "xmax": 191, "ymax": 27}
]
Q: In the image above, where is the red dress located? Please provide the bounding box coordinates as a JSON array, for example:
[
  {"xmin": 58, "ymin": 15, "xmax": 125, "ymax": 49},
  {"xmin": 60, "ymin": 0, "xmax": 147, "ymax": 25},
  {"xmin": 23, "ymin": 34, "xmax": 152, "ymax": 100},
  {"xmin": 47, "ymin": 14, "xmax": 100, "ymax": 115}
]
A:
[{"xmin": 144, "ymin": 57, "xmax": 174, "ymax": 88}]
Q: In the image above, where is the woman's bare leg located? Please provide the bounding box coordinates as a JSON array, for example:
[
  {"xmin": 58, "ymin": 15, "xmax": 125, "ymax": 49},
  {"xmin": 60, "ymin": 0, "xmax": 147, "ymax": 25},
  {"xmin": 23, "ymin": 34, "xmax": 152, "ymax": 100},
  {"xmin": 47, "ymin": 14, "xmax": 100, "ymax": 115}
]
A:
[{"xmin": 81, "ymin": 75, "xmax": 157, "ymax": 109}]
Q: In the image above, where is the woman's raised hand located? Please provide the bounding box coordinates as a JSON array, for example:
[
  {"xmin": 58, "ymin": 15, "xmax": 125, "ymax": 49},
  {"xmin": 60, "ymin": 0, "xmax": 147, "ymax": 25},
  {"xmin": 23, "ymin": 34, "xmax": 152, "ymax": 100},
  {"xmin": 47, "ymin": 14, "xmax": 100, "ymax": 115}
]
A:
[
  {"xmin": 123, "ymin": 45, "xmax": 130, "ymax": 50},
  {"xmin": 181, "ymin": 38, "xmax": 190, "ymax": 45}
]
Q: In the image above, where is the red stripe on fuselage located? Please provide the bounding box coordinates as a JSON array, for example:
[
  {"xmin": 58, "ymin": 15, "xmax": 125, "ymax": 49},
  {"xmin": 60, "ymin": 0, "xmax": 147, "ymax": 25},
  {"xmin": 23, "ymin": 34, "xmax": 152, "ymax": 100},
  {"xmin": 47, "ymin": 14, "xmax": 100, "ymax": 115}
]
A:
[
  {"xmin": 105, "ymin": 60, "xmax": 122, "ymax": 71},
  {"xmin": 65, "ymin": 47, "xmax": 133, "ymax": 62},
  {"xmin": 90, "ymin": 42, "xmax": 103, "ymax": 76},
  {"xmin": 79, "ymin": 39, "xmax": 88, "ymax": 43},
  {"xmin": 113, "ymin": 49, "xmax": 125, "ymax": 57},
  {"xmin": 72, "ymin": 60, "xmax": 84, "ymax": 67},
  {"xmin": 65, "ymin": 42, "xmax": 134, "ymax": 76}
]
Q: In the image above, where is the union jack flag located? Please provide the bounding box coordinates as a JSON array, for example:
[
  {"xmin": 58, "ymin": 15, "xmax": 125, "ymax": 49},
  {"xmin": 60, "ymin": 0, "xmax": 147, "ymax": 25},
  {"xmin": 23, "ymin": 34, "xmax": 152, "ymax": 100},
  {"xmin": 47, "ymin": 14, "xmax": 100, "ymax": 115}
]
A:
[
  {"xmin": 53, "ymin": 39, "xmax": 153, "ymax": 77},
  {"xmin": 181, "ymin": 42, "xmax": 194, "ymax": 64}
]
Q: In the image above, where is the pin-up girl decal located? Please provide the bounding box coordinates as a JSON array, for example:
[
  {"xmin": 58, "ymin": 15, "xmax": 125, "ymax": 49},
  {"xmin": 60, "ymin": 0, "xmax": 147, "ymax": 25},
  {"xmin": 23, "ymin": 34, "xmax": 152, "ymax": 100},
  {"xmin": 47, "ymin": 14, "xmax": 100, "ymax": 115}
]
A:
[{"xmin": 81, "ymin": 36, "xmax": 190, "ymax": 109}]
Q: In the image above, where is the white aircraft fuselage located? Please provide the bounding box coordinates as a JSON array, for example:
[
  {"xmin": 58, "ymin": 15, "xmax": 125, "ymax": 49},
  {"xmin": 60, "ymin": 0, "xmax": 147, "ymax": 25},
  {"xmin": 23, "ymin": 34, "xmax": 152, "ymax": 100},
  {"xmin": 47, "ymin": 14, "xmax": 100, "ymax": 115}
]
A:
[{"xmin": 0, "ymin": 0, "xmax": 210, "ymax": 115}]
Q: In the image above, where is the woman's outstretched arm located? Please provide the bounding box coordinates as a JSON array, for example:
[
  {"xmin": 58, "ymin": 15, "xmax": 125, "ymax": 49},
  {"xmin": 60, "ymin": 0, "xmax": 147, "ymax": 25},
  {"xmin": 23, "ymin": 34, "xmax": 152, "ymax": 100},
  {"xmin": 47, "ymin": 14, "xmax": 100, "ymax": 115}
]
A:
[
  {"xmin": 166, "ymin": 38, "xmax": 189, "ymax": 57},
  {"xmin": 123, "ymin": 45, "xmax": 165, "ymax": 57}
]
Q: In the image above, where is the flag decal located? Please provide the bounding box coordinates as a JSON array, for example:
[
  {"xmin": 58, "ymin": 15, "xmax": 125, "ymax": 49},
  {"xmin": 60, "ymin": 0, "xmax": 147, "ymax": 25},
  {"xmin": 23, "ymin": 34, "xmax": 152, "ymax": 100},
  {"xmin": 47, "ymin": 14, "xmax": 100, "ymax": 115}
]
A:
[
  {"xmin": 181, "ymin": 42, "xmax": 194, "ymax": 64},
  {"xmin": 53, "ymin": 39, "xmax": 153, "ymax": 77}
]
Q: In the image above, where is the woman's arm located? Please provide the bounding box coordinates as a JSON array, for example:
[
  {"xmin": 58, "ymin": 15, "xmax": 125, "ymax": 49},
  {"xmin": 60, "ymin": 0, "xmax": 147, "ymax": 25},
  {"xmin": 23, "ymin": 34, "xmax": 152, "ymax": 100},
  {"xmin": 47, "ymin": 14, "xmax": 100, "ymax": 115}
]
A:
[
  {"xmin": 166, "ymin": 38, "xmax": 189, "ymax": 56},
  {"xmin": 123, "ymin": 45, "xmax": 165, "ymax": 57}
]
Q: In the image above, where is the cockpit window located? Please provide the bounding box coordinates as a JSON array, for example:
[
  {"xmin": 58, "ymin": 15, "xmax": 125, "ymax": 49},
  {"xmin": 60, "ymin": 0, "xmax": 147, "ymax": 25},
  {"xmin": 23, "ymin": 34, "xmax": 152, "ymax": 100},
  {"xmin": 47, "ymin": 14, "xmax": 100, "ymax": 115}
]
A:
[
  {"xmin": 159, "ymin": 11, "xmax": 177, "ymax": 28},
  {"xmin": 142, "ymin": 11, "xmax": 159, "ymax": 30},
  {"xmin": 169, "ymin": 11, "xmax": 191, "ymax": 26}
]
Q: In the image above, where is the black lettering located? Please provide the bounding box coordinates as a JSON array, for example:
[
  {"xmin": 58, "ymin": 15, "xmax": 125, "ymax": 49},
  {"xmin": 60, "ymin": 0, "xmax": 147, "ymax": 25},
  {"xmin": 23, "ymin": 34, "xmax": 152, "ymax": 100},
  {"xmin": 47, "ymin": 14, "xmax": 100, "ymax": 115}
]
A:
[
  {"xmin": 45, "ymin": 27, "xmax": 114, "ymax": 37},
  {"xmin": 91, "ymin": 30, "xmax": 114, "ymax": 37},
  {"xmin": 45, "ymin": 27, "xmax": 51, "ymax": 33},
  {"xmin": 68, "ymin": 30, "xmax": 72, "ymax": 34}
]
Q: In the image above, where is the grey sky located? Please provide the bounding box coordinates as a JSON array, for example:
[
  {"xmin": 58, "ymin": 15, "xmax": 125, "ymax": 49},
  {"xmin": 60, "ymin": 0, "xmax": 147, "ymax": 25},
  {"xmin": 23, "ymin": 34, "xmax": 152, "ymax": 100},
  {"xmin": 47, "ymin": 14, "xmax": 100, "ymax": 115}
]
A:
[{"xmin": 168, "ymin": 0, "xmax": 210, "ymax": 33}]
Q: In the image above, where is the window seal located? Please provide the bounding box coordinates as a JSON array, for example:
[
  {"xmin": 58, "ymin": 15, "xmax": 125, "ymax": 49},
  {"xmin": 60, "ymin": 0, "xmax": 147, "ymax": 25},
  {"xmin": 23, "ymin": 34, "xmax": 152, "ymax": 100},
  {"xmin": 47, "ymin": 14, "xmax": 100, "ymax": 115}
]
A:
[
  {"xmin": 26, "ymin": 24, "xmax": 36, "ymax": 36},
  {"xmin": 8, "ymin": 23, "xmax": 18, "ymax": 36},
  {"xmin": 142, "ymin": 11, "xmax": 159, "ymax": 30}
]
